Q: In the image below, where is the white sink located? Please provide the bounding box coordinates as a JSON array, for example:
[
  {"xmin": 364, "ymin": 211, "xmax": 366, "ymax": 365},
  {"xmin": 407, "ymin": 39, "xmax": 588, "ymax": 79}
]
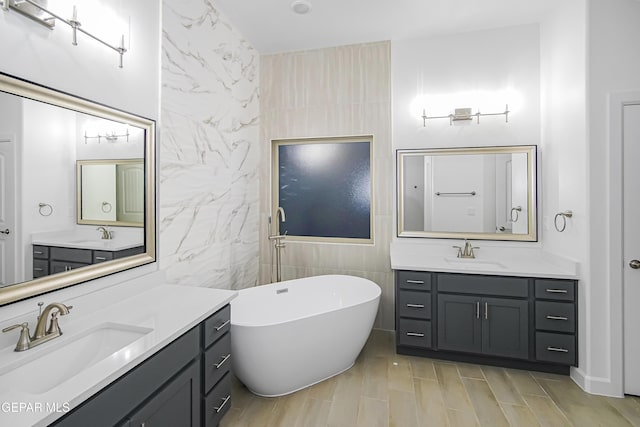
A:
[
  {"xmin": 0, "ymin": 323, "xmax": 152, "ymax": 395},
  {"xmin": 444, "ymin": 257, "xmax": 507, "ymax": 271}
]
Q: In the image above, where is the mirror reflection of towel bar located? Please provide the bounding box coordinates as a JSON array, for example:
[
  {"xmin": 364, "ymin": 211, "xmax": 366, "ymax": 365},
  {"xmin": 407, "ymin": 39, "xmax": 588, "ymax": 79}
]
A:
[{"xmin": 435, "ymin": 191, "xmax": 476, "ymax": 197}]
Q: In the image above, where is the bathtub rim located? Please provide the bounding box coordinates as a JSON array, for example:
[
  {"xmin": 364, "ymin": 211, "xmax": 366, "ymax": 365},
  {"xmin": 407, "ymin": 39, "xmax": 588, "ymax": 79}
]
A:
[{"xmin": 230, "ymin": 274, "xmax": 381, "ymax": 328}]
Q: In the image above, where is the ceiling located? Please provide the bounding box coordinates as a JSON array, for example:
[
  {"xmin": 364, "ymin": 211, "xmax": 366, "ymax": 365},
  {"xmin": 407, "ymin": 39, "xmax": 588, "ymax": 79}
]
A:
[{"xmin": 214, "ymin": 0, "xmax": 559, "ymax": 54}]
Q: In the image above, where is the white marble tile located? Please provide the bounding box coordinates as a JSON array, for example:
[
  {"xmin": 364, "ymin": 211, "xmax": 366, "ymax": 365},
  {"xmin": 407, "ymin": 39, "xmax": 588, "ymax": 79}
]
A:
[{"xmin": 160, "ymin": 0, "xmax": 259, "ymax": 291}]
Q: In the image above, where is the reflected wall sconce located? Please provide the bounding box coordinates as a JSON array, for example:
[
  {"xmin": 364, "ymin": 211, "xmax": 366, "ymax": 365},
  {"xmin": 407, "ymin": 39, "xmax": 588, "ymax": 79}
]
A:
[
  {"xmin": 84, "ymin": 129, "xmax": 130, "ymax": 144},
  {"xmin": 422, "ymin": 105, "xmax": 510, "ymax": 126},
  {"xmin": 1, "ymin": 0, "xmax": 127, "ymax": 68}
]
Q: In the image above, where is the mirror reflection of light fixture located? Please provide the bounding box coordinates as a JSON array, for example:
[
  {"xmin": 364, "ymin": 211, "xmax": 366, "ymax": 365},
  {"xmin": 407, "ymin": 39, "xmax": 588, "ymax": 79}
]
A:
[
  {"xmin": 421, "ymin": 104, "xmax": 510, "ymax": 126},
  {"xmin": 84, "ymin": 129, "xmax": 130, "ymax": 144}
]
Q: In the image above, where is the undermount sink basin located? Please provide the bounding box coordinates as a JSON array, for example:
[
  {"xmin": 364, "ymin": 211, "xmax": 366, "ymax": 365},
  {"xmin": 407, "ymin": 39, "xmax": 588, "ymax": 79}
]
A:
[
  {"xmin": 0, "ymin": 323, "xmax": 152, "ymax": 395},
  {"xmin": 444, "ymin": 257, "xmax": 507, "ymax": 270}
]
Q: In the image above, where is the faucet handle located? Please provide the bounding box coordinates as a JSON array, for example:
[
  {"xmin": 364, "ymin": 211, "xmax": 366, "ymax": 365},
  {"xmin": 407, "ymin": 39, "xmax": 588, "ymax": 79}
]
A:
[
  {"xmin": 452, "ymin": 245, "xmax": 463, "ymax": 258},
  {"xmin": 2, "ymin": 322, "xmax": 29, "ymax": 333},
  {"xmin": 2, "ymin": 322, "xmax": 31, "ymax": 352}
]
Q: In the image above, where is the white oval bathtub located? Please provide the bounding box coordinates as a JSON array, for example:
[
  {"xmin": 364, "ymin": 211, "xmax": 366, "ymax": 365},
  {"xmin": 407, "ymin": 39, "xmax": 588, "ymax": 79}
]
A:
[{"xmin": 230, "ymin": 275, "xmax": 381, "ymax": 397}]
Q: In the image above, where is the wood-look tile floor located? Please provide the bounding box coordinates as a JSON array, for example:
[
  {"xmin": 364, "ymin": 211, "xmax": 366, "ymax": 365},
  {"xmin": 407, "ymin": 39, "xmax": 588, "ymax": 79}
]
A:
[{"xmin": 220, "ymin": 330, "xmax": 640, "ymax": 427}]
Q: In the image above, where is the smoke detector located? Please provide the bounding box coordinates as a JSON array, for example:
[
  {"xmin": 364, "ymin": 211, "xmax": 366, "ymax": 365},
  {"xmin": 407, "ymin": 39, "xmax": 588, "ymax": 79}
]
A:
[{"xmin": 291, "ymin": 0, "xmax": 312, "ymax": 15}]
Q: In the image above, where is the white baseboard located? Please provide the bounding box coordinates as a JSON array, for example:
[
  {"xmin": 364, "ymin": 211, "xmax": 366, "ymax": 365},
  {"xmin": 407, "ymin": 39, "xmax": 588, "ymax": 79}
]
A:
[{"xmin": 571, "ymin": 367, "xmax": 623, "ymax": 397}]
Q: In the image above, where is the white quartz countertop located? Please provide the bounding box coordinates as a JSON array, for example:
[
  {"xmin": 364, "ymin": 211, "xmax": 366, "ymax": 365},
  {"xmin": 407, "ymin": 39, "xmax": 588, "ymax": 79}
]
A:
[
  {"xmin": 0, "ymin": 285, "xmax": 237, "ymax": 427},
  {"xmin": 31, "ymin": 230, "xmax": 143, "ymax": 251},
  {"xmin": 391, "ymin": 240, "xmax": 578, "ymax": 279}
]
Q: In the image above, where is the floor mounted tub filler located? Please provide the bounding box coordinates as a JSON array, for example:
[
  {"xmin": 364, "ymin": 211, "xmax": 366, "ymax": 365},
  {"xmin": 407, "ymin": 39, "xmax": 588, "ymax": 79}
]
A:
[{"xmin": 230, "ymin": 275, "xmax": 381, "ymax": 397}]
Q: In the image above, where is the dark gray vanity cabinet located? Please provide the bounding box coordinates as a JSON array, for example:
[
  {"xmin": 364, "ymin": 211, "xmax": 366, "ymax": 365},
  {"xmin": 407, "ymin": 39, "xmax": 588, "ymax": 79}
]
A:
[
  {"xmin": 33, "ymin": 245, "xmax": 144, "ymax": 278},
  {"xmin": 396, "ymin": 271, "xmax": 578, "ymax": 374},
  {"xmin": 437, "ymin": 274, "xmax": 529, "ymax": 360},
  {"xmin": 51, "ymin": 304, "xmax": 232, "ymax": 427},
  {"xmin": 395, "ymin": 271, "xmax": 433, "ymax": 349}
]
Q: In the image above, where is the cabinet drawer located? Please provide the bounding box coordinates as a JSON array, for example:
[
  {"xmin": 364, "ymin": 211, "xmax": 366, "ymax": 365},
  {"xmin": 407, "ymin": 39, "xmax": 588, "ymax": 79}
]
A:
[
  {"xmin": 438, "ymin": 274, "xmax": 528, "ymax": 297},
  {"xmin": 204, "ymin": 333, "xmax": 231, "ymax": 394},
  {"xmin": 50, "ymin": 260, "xmax": 90, "ymax": 274},
  {"xmin": 398, "ymin": 318, "xmax": 431, "ymax": 348},
  {"xmin": 536, "ymin": 332, "xmax": 576, "ymax": 365},
  {"xmin": 536, "ymin": 301, "xmax": 575, "ymax": 333},
  {"xmin": 204, "ymin": 373, "xmax": 232, "ymax": 427},
  {"xmin": 204, "ymin": 305, "xmax": 231, "ymax": 348},
  {"xmin": 33, "ymin": 259, "xmax": 49, "ymax": 278},
  {"xmin": 33, "ymin": 245, "xmax": 49, "ymax": 260},
  {"xmin": 535, "ymin": 280, "xmax": 575, "ymax": 301},
  {"xmin": 94, "ymin": 251, "xmax": 114, "ymax": 263},
  {"xmin": 50, "ymin": 246, "xmax": 93, "ymax": 263},
  {"xmin": 397, "ymin": 271, "xmax": 431, "ymax": 291},
  {"xmin": 398, "ymin": 290, "xmax": 431, "ymax": 319}
]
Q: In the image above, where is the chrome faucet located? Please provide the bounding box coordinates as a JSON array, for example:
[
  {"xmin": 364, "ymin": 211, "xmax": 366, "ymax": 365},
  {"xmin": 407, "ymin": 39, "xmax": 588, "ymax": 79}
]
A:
[
  {"xmin": 97, "ymin": 226, "xmax": 113, "ymax": 240},
  {"xmin": 453, "ymin": 239, "xmax": 479, "ymax": 259},
  {"xmin": 268, "ymin": 207, "xmax": 287, "ymax": 282},
  {"xmin": 2, "ymin": 302, "xmax": 73, "ymax": 352}
]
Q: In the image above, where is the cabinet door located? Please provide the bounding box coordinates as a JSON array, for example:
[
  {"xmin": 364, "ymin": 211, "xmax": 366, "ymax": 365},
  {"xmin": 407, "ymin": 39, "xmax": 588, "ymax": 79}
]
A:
[
  {"xmin": 482, "ymin": 298, "xmax": 529, "ymax": 360},
  {"xmin": 129, "ymin": 361, "xmax": 200, "ymax": 427},
  {"xmin": 438, "ymin": 294, "xmax": 482, "ymax": 353}
]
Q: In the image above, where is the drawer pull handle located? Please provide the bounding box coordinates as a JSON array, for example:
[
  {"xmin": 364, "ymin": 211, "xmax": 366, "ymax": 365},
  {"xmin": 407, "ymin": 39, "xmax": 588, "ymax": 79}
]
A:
[
  {"xmin": 406, "ymin": 304, "xmax": 425, "ymax": 308},
  {"xmin": 215, "ymin": 353, "xmax": 231, "ymax": 369},
  {"xmin": 406, "ymin": 280, "xmax": 425, "ymax": 284},
  {"xmin": 546, "ymin": 315, "xmax": 568, "ymax": 321},
  {"xmin": 215, "ymin": 319, "xmax": 230, "ymax": 331},
  {"xmin": 406, "ymin": 332, "xmax": 425, "ymax": 337},
  {"xmin": 214, "ymin": 395, "xmax": 231, "ymax": 413},
  {"xmin": 547, "ymin": 346, "xmax": 569, "ymax": 353},
  {"xmin": 95, "ymin": 256, "xmax": 107, "ymax": 261},
  {"xmin": 545, "ymin": 289, "xmax": 568, "ymax": 294},
  {"xmin": 34, "ymin": 251, "xmax": 43, "ymax": 255},
  {"xmin": 34, "ymin": 268, "xmax": 43, "ymax": 272}
]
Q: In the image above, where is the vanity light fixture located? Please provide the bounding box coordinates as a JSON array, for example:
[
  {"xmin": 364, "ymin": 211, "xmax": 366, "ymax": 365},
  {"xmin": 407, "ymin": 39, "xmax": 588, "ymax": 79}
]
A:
[
  {"xmin": 1, "ymin": 0, "xmax": 127, "ymax": 68},
  {"xmin": 84, "ymin": 129, "xmax": 130, "ymax": 144},
  {"xmin": 422, "ymin": 104, "xmax": 510, "ymax": 126}
]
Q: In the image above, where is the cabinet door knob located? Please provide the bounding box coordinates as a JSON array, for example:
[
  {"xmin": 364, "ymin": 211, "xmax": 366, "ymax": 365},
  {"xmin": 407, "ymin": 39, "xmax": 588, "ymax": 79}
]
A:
[{"xmin": 630, "ymin": 259, "xmax": 640, "ymax": 269}]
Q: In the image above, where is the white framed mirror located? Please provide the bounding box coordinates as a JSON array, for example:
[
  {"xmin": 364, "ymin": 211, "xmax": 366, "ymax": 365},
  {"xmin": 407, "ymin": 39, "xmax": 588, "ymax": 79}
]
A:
[
  {"xmin": 397, "ymin": 145, "xmax": 537, "ymax": 241},
  {"xmin": 0, "ymin": 72, "xmax": 156, "ymax": 306}
]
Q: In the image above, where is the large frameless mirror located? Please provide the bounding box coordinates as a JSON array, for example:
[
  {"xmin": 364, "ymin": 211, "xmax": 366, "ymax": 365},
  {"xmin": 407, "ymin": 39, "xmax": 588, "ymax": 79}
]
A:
[
  {"xmin": 397, "ymin": 145, "xmax": 537, "ymax": 241},
  {"xmin": 0, "ymin": 72, "xmax": 156, "ymax": 306}
]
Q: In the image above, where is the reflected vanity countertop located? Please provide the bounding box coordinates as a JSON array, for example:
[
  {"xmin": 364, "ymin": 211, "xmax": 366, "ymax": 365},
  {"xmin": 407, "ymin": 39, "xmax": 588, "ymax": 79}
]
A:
[
  {"xmin": 31, "ymin": 230, "xmax": 143, "ymax": 251},
  {"xmin": 390, "ymin": 240, "xmax": 579, "ymax": 279},
  {"xmin": 0, "ymin": 285, "xmax": 237, "ymax": 427}
]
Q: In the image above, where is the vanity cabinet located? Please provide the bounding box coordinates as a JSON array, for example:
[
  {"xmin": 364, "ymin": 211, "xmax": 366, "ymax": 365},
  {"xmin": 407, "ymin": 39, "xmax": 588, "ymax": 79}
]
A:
[
  {"xmin": 33, "ymin": 245, "xmax": 144, "ymax": 278},
  {"xmin": 51, "ymin": 304, "xmax": 231, "ymax": 427},
  {"xmin": 396, "ymin": 271, "xmax": 433, "ymax": 348},
  {"xmin": 396, "ymin": 271, "xmax": 578, "ymax": 374}
]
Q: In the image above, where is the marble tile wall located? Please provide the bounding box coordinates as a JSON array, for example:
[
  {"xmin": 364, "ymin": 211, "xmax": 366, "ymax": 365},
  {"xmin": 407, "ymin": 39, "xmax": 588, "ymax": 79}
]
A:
[
  {"xmin": 259, "ymin": 42, "xmax": 394, "ymax": 330},
  {"xmin": 160, "ymin": 0, "xmax": 260, "ymax": 290}
]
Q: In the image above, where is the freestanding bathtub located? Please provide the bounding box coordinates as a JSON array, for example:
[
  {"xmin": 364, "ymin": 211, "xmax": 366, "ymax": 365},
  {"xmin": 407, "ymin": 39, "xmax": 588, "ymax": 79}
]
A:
[{"xmin": 230, "ymin": 275, "xmax": 381, "ymax": 397}]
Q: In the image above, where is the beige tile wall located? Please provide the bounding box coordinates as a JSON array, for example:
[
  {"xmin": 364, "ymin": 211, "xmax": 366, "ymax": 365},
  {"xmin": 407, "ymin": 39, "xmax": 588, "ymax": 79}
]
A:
[{"xmin": 259, "ymin": 41, "xmax": 394, "ymax": 330}]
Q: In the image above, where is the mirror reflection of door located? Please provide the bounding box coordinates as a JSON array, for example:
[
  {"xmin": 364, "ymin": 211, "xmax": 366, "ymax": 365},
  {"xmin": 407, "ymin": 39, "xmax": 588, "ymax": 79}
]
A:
[
  {"xmin": 0, "ymin": 135, "xmax": 16, "ymax": 287},
  {"xmin": 116, "ymin": 162, "xmax": 144, "ymax": 224}
]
